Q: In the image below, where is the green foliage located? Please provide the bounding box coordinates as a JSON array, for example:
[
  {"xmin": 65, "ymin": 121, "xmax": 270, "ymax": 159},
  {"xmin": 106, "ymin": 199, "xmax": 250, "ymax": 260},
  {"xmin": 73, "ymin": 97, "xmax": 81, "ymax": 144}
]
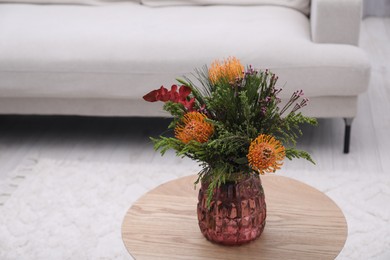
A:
[
  {"xmin": 285, "ymin": 148, "xmax": 315, "ymax": 165},
  {"xmin": 148, "ymin": 63, "xmax": 317, "ymax": 208},
  {"xmin": 162, "ymin": 102, "xmax": 186, "ymax": 129}
]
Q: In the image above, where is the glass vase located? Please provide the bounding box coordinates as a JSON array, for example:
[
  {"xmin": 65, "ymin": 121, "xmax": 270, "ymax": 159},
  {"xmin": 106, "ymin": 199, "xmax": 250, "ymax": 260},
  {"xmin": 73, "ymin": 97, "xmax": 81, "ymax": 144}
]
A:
[{"xmin": 197, "ymin": 173, "xmax": 266, "ymax": 246}]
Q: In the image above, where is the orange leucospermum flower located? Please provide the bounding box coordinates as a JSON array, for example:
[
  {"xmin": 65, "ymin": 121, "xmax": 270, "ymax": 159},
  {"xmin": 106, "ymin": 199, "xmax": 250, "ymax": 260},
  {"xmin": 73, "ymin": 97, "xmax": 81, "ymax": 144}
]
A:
[
  {"xmin": 209, "ymin": 57, "xmax": 244, "ymax": 85},
  {"xmin": 247, "ymin": 134, "xmax": 286, "ymax": 174},
  {"xmin": 175, "ymin": 112, "xmax": 214, "ymax": 144}
]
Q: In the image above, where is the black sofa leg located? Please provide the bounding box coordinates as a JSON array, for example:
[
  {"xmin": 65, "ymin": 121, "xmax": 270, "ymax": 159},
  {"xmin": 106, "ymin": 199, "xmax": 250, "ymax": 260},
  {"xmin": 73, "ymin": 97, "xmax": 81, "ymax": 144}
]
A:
[{"xmin": 343, "ymin": 118, "xmax": 353, "ymax": 154}]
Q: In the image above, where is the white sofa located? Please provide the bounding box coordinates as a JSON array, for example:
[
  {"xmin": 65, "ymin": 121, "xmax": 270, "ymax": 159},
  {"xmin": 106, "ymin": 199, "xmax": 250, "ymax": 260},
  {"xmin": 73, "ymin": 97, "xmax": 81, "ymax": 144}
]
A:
[{"xmin": 0, "ymin": 0, "xmax": 370, "ymax": 152}]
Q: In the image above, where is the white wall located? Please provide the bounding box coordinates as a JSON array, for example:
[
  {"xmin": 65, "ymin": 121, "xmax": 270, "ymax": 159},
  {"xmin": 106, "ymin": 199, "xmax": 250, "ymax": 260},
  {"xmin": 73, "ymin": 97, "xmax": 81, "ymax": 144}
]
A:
[{"xmin": 363, "ymin": 0, "xmax": 390, "ymax": 17}]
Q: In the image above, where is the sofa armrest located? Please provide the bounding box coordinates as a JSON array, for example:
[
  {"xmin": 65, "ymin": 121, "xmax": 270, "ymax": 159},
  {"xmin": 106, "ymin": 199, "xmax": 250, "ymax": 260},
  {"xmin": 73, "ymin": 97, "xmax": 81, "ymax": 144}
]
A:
[{"xmin": 310, "ymin": 0, "xmax": 362, "ymax": 45}]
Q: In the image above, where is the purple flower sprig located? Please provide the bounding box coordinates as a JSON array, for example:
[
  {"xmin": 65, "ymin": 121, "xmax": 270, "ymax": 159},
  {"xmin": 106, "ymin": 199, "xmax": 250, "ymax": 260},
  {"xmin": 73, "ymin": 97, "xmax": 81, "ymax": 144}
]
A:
[
  {"xmin": 245, "ymin": 65, "xmax": 258, "ymax": 77},
  {"xmin": 273, "ymin": 87, "xmax": 283, "ymax": 96},
  {"xmin": 291, "ymin": 98, "xmax": 309, "ymax": 113},
  {"xmin": 259, "ymin": 95, "xmax": 273, "ymax": 116},
  {"xmin": 256, "ymin": 71, "xmax": 281, "ymax": 117},
  {"xmin": 280, "ymin": 90, "xmax": 306, "ymax": 115}
]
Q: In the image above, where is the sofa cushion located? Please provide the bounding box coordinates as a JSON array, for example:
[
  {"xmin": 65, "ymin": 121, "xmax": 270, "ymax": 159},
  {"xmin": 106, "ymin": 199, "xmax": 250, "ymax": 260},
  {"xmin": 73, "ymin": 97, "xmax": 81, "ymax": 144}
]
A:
[
  {"xmin": 0, "ymin": 4, "xmax": 370, "ymax": 101},
  {"xmin": 141, "ymin": 0, "xmax": 310, "ymax": 15},
  {"xmin": 0, "ymin": 0, "xmax": 137, "ymax": 5}
]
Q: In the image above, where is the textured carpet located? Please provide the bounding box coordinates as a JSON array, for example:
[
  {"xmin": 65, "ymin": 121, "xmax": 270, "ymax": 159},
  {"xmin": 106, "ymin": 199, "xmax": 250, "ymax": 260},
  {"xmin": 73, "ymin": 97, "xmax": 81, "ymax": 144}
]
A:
[{"xmin": 0, "ymin": 159, "xmax": 389, "ymax": 259}]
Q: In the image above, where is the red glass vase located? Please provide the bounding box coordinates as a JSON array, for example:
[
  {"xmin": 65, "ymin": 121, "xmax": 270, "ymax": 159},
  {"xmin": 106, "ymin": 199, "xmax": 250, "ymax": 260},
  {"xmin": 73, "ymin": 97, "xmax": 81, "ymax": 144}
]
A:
[{"xmin": 197, "ymin": 173, "xmax": 266, "ymax": 245}]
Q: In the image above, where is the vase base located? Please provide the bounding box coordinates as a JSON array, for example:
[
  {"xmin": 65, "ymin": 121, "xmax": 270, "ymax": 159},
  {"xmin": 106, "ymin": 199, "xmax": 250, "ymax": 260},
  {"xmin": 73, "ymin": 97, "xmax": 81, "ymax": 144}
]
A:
[{"xmin": 201, "ymin": 222, "xmax": 266, "ymax": 246}]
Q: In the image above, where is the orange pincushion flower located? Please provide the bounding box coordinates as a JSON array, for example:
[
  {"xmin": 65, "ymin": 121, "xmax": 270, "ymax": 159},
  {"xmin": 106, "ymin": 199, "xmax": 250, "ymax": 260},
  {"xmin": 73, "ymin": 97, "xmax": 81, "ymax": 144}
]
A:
[
  {"xmin": 247, "ymin": 134, "xmax": 285, "ymax": 174},
  {"xmin": 209, "ymin": 57, "xmax": 244, "ymax": 85},
  {"xmin": 175, "ymin": 112, "xmax": 214, "ymax": 144}
]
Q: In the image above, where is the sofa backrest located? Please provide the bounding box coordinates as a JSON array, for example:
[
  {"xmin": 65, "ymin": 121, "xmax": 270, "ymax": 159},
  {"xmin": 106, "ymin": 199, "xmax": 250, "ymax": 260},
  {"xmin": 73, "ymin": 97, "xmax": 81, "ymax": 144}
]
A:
[
  {"xmin": 0, "ymin": 0, "xmax": 138, "ymax": 5},
  {"xmin": 140, "ymin": 0, "xmax": 310, "ymax": 15},
  {"xmin": 0, "ymin": 0, "xmax": 310, "ymax": 15}
]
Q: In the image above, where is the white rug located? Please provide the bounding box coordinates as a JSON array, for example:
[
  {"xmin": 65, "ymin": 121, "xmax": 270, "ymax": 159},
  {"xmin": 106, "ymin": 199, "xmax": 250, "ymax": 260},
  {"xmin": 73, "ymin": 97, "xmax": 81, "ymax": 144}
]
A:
[{"xmin": 0, "ymin": 159, "xmax": 389, "ymax": 259}]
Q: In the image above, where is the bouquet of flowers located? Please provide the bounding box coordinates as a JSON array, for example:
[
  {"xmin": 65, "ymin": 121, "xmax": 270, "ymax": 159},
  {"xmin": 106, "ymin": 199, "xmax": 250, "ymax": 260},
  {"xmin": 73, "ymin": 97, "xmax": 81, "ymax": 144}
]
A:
[{"xmin": 143, "ymin": 57, "xmax": 316, "ymax": 204}]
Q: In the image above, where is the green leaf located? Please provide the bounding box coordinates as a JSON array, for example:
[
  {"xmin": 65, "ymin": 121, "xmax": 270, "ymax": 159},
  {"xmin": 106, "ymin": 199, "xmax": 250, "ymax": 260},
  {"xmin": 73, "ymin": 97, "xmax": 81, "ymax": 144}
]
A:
[
  {"xmin": 285, "ymin": 148, "xmax": 316, "ymax": 165},
  {"xmin": 234, "ymin": 157, "xmax": 248, "ymax": 165}
]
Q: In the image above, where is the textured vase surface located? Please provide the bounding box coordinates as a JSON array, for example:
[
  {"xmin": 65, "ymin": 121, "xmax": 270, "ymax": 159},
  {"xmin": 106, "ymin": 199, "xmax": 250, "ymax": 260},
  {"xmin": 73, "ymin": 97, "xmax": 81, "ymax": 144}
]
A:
[{"xmin": 197, "ymin": 173, "xmax": 266, "ymax": 245}]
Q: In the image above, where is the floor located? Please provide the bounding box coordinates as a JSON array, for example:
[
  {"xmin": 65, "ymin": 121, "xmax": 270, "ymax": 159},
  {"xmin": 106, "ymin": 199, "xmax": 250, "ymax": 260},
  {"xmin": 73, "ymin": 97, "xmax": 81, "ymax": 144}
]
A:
[{"xmin": 0, "ymin": 17, "xmax": 390, "ymax": 182}]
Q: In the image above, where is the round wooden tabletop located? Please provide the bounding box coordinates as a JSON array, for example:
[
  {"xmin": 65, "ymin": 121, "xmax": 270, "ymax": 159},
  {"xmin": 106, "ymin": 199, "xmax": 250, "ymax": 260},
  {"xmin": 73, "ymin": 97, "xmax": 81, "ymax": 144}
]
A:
[{"xmin": 122, "ymin": 175, "xmax": 347, "ymax": 260}]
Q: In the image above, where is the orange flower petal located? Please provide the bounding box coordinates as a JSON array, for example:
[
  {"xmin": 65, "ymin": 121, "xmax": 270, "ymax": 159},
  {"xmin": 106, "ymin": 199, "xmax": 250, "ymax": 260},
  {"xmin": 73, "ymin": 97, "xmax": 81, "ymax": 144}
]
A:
[
  {"xmin": 247, "ymin": 134, "xmax": 285, "ymax": 174},
  {"xmin": 209, "ymin": 57, "xmax": 244, "ymax": 85},
  {"xmin": 175, "ymin": 112, "xmax": 214, "ymax": 144}
]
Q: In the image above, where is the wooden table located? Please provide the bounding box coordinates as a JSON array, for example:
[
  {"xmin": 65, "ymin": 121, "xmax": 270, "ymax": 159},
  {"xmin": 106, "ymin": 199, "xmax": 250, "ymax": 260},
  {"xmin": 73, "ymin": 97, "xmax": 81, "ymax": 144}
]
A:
[{"xmin": 122, "ymin": 175, "xmax": 347, "ymax": 259}]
